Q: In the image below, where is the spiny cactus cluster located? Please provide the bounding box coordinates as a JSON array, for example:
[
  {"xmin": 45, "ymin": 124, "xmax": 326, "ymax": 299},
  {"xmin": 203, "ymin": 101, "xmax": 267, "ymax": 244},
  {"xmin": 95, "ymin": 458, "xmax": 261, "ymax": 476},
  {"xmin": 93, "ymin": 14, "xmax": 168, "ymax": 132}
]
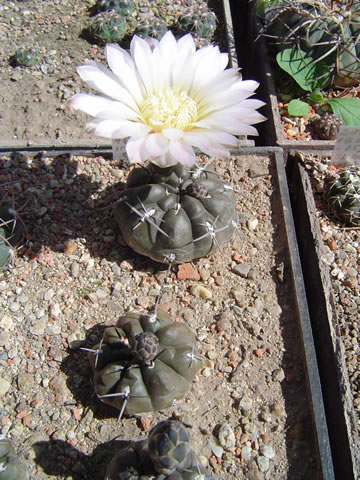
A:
[
  {"xmin": 105, "ymin": 420, "xmax": 211, "ymax": 479},
  {"xmin": 86, "ymin": 306, "xmax": 204, "ymax": 416},
  {"xmin": 325, "ymin": 165, "xmax": 360, "ymax": 225},
  {"xmin": 257, "ymin": 0, "xmax": 360, "ymax": 87},
  {"xmin": 313, "ymin": 112, "xmax": 344, "ymax": 140},
  {"xmin": 89, "ymin": 0, "xmax": 217, "ymax": 46},
  {"xmin": 0, "ymin": 436, "xmax": 28, "ymax": 480},
  {"xmin": 89, "ymin": 11, "xmax": 128, "ymax": 42},
  {"xmin": 12, "ymin": 47, "xmax": 39, "ymax": 67},
  {"xmin": 0, "ymin": 199, "xmax": 23, "ymax": 272},
  {"xmin": 114, "ymin": 161, "xmax": 238, "ymax": 264}
]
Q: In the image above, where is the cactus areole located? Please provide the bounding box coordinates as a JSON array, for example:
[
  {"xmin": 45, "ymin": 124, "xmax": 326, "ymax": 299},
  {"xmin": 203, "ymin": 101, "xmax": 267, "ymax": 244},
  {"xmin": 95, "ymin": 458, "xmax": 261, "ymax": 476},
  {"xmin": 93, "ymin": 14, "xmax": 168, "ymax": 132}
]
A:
[
  {"xmin": 89, "ymin": 309, "xmax": 204, "ymax": 415},
  {"xmin": 114, "ymin": 162, "xmax": 238, "ymax": 264}
]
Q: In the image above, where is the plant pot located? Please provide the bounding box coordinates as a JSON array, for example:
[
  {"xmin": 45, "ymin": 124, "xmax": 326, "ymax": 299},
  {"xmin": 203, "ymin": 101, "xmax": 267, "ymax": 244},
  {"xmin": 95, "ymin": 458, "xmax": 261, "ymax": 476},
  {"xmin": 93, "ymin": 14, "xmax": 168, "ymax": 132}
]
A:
[
  {"xmin": 0, "ymin": 145, "xmax": 334, "ymax": 478},
  {"xmin": 286, "ymin": 150, "xmax": 360, "ymax": 480},
  {"xmin": 230, "ymin": 0, "xmax": 345, "ymax": 154}
]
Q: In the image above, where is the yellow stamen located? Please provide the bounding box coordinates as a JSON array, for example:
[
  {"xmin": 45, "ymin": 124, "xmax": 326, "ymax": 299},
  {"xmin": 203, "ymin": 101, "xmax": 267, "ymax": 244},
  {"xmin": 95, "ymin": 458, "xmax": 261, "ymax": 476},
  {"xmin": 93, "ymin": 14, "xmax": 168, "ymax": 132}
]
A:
[{"xmin": 140, "ymin": 89, "xmax": 198, "ymax": 131}]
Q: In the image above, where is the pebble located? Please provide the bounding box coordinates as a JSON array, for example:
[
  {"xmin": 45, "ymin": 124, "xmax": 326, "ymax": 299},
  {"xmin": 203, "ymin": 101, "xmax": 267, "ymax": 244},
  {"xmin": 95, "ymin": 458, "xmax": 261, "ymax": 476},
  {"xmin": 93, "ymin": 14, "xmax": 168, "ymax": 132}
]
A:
[
  {"xmin": 44, "ymin": 289, "xmax": 54, "ymax": 301},
  {"xmin": 232, "ymin": 263, "xmax": 251, "ymax": 278},
  {"xmin": 247, "ymin": 218, "xmax": 258, "ymax": 231},
  {"xmin": 30, "ymin": 317, "xmax": 47, "ymax": 336},
  {"xmin": 260, "ymin": 444, "xmax": 275, "ymax": 459},
  {"xmin": 218, "ymin": 424, "xmax": 236, "ymax": 449},
  {"xmin": 189, "ymin": 284, "xmax": 212, "ymax": 299},
  {"xmin": 272, "ymin": 368, "xmax": 285, "ymax": 382},
  {"xmin": 257, "ymin": 455, "xmax": 270, "ymax": 472},
  {"xmin": 0, "ymin": 378, "xmax": 11, "ymax": 396},
  {"xmin": 71, "ymin": 261, "xmax": 80, "ymax": 278},
  {"xmin": 0, "ymin": 315, "xmax": 13, "ymax": 330},
  {"xmin": 241, "ymin": 445, "xmax": 252, "ymax": 462},
  {"xmin": 209, "ymin": 436, "xmax": 224, "ymax": 458}
]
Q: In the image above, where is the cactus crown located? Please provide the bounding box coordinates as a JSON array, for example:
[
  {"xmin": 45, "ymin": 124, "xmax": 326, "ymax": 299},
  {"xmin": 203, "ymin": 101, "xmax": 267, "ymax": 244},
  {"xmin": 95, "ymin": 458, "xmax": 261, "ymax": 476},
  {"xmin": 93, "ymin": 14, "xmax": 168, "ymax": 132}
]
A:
[
  {"xmin": 13, "ymin": 47, "xmax": 39, "ymax": 67},
  {"xmin": 326, "ymin": 165, "xmax": 360, "ymax": 225},
  {"xmin": 177, "ymin": 9, "xmax": 217, "ymax": 40},
  {"xmin": 96, "ymin": 0, "xmax": 135, "ymax": 16},
  {"xmin": 89, "ymin": 11, "xmax": 127, "ymax": 43},
  {"xmin": 134, "ymin": 16, "xmax": 168, "ymax": 40},
  {"xmin": 258, "ymin": 0, "xmax": 360, "ymax": 87},
  {"xmin": 148, "ymin": 420, "xmax": 192, "ymax": 474}
]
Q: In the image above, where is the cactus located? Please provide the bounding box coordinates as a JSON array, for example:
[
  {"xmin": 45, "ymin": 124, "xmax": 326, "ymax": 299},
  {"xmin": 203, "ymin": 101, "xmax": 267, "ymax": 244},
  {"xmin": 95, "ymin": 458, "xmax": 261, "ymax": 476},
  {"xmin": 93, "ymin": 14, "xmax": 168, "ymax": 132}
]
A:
[
  {"xmin": 88, "ymin": 308, "xmax": 204, "ymax": 415},
  {"xmin": 325, "ymin": 165, "xmax": 360, "ymax": 225},
  {"xmin": 96, "ymin": 0, "xmax": 135, "ymax": 16},
  {"xmin": 105, "ymin": 420, "xmax": 211, "ymax": 479},
  {"xmin": 134, "ymin": 17, "xmax": 168, "ymax": 40},
  {"xmin": 148, "ymin": 420, "xmax": 193, "ymax": 475},
  {"xmin": 313, "ymin": 112, "xmax": 343, "ymax": 140},
  {"xmin": 0, "ymin": 202, "xmax": 23, "ymax": 272},
  {"xmin": 177, "ymin": 9, "xmax": 217, "ymax": 43},
  {"xmin": 0, "ymin": 436, "xmax": 29, "ymax": 480},
  {"xmin": 12, "ymin": 47, "xmax": 39, "ymax": 67},
  {"xmin": 89, "ymin": 11, "xmax": 127, "ymax": 43},
  {"xmin": 114, "ymin": 162, "xmax": 238, "ymax": 264},
  {"xmin": 257, "ymin": 0, "xmax": 360, "ymax": 87}
]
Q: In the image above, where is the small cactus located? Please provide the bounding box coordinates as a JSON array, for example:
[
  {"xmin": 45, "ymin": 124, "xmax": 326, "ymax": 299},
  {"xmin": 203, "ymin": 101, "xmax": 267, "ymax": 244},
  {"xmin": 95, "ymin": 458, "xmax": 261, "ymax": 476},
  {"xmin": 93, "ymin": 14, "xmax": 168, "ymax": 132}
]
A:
[
  {"xmin": 148, "ymin": 420, "xmax": 193, "ymax": 475},
  {"xmin": 134, "ymin": 16, "xmax": 168, "ymax": 40},
  {"xmin": 325, "ymin": 165, "xmax": 360, "ymax": 225},
  {"xmin": 105, "ymin": 420, "xmax": 211, "ymax": 479},
  {"xmin": 314, "ymin": 112, "xmax": 343, "ymax": 140},
  {"xmin": 89, "ymin": 11, "xmax": 127, "ymax": 43},
  {"xmin": 0, "ymin": 436, "xmax": 29, "ymax": 480},
  {"xmin": 0, "ymin": 201, "xmax": 23, "ymax": 272},
  {"xmin": 177, "ymin": 9, "xmax": 217, "ymax": 41},
  {"xmin": 12, "ymin": 47, "xmax": 39, "ymax": 67},
  {"xmin": 87, "ymin": 308, "xmax": 204, "ymax": 415},
  {"xmin": 114, "ymin": 162, "xmax": 238, "ymax": 264},
  {"xmin": 96, "ymin": 0, "xmax": 135, "ymax": 16}
]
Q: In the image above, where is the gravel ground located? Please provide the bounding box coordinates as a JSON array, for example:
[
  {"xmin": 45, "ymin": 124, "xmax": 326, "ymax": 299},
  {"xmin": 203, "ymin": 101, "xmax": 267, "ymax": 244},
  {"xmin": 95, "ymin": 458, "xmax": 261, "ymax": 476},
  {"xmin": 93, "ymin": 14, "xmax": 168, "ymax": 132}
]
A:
[
  {"xmin": 0, "ymin": 0, "xmax": 227, "ymax": 144},
  {"xmin": 0, "ymin": 152, "xmax": 320, "ymax": 479}
]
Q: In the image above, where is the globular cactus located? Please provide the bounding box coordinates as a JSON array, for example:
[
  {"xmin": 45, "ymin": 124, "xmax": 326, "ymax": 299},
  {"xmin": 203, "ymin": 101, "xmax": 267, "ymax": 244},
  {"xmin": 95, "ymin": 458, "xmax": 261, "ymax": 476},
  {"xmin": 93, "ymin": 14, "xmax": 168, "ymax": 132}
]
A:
[
  {"xmin": 0, "ymin": 202, "xmax": 23, "ymax": 272},
  {"xmin": 325, "ymin": 165, "xmax": 360, "ymax": 225},
  {"xmin": 148, "ymin": 420, "xmax": 193, "ymax": 475},
  {"xmin": 313, "ymin": 112, "xmax": 343, "ymax": 140},
  {"xmin": 134, "ymin": 16, "xmax": 168, "ymax": 40},
  {"xmin": 89, "ymin": 11, "xmax": 127, "ymax": 43},
  {"xmin": 0, "ymin": 436, "xmax": 29, "ymax": 480},
  {"xmin": 257, "ymin": 0, "xmax": 360, "ymax": 87},
  {"xmin": 105, "ymin": 420, "xmax": 211, "ymax": 479},
  {"xmin": 177, "ymin": 9, "xmax": 217, "ymax": 44},
  {"xmin": 96, "ymin": 0, "xmax": 136, "ymax": 16},
  {"xmin": 114, "ymin": 162, "xmax": 238, "ymax": 264},
  {"xmin": 12, "ymin": 47, "xmax": 39, "ymax": 67},
  {"xmin": 88, "ymin": 308, "xmax": 204, "ymax": 415}
]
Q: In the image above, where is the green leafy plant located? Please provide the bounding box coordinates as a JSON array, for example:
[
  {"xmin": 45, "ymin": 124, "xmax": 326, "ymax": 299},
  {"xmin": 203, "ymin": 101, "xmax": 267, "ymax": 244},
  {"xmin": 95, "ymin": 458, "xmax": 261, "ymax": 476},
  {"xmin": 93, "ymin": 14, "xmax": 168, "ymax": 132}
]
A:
[
  {"xmin": 277, "ymin": 48, "xmax": 360, "ymax": 126},
  {"xmin": 257, "ymin": 0, "xmax": 360, "ymax": 87},
  {"xmin": 12, "ymin": 47, "xmax": 39, "ymax": 67}
]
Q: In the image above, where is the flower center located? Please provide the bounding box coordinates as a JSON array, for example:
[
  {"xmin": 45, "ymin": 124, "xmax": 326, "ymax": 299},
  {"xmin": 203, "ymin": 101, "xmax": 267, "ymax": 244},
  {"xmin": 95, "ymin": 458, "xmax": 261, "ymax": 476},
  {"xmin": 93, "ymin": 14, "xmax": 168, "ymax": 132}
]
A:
[{"xmin": 140, "ymin": 89, "xmax": 198, "ymax": 131}]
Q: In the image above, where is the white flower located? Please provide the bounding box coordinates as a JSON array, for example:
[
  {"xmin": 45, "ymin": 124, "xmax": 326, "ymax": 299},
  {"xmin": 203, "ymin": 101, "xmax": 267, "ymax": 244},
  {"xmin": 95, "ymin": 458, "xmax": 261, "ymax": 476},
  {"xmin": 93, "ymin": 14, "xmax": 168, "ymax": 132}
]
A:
[{"xmin": 70, "ymin": 31, "xmax": 265, "ymax": 168}]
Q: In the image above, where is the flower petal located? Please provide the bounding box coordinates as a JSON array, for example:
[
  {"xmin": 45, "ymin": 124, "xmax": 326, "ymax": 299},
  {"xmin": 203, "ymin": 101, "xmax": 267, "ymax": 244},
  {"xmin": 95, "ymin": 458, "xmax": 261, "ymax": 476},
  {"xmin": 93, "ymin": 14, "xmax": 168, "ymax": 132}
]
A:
[{"xmin": 70, "ymin": 93, "xmax": 140, "ymax": 121}]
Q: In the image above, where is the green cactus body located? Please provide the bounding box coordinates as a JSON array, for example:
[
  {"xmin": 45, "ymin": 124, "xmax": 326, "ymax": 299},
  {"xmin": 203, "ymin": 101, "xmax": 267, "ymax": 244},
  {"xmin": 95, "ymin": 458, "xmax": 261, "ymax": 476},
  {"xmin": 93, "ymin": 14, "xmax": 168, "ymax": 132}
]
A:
[
  {"xmin": 0, "ymin": 203, "xmax": 23, "ymax": 272},
  {"xmin": 326, "ymin": 165, "xmax": 360, "ymax": 225},
  {"xmin": 89, "ymin": 309, "xmax": 204, "ymax": 414},
  {"xmin": 177, "ymin": 10, "xmax": 217, "ymax": 40},
  {"xmin": 13, "ymin": 47, "xmax": 39, "ymax": 67},
  {"xmin": 0, "ymin": 437, "xmax": 28, "ymax": 480},
  {"xmin": 134, "ymin": 17, "xmax": 168, "ymax": 40},
  {"xmin": 258, "ymin": 0, "xmax": 360, "ymax": 87},
  {"xmin": 96, "ymin": 0, "xmax": 135, "ymax": 15},
  {"xmin": 105, "ymin": 420, "xmax": 210, "ymax": 479},
  {"xmin": 114, "ymin": 162, "xmax": 237, "ymax": 264},
  {"xmin": 90, "ymin": 11, "xmax": 127, "ymax": 43}
]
